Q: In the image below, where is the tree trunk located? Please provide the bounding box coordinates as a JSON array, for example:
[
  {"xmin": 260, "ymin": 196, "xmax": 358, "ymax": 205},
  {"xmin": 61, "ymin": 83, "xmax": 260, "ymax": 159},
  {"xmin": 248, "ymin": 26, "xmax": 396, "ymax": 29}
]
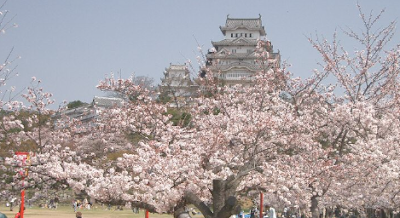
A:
[
  {"xmin": 394, "ymin": 210, "xmax": 400, "ymax": 218},
  {"xmin": 212, "ymin": 179, "xmax": 241, "ymax": 218},
  {"xmin": 365, "ymin": 208, "xmax": 375, "ymax": 218},
  {"xmin": 173, "ymin": 198, "xmax": 190, "ymax": 218},
  {"xmin": 310, "ymin": 195, "xmax": 319, "ymax": 218},
  {"xmin": 325, "ymin": 207, "xmax": 333, "ymax": 218},
  {"xmin": 184, "ymin": 178, "xmax": 241, "ymax": 218},
  {"xmin": 212, "ymin": 179, "xmax": 226, "ymax": 214},
  {"xmin": 174, "ymin": 208, "xmax": 190, "ymax": 218}
]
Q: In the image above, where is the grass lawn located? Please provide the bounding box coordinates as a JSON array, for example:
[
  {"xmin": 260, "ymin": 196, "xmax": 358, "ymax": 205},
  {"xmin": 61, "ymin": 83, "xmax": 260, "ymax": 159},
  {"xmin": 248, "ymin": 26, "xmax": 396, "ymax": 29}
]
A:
[{"xmin": 0, "ymin": 205, "xmax": 205, "ymax": 218}]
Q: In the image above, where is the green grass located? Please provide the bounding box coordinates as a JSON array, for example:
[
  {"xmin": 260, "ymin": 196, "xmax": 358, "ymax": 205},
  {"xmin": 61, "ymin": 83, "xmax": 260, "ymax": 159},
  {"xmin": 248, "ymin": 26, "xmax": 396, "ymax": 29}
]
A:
[{"xmin": 0, "ymin": 205, "xmax": 205, "ymax": 218}]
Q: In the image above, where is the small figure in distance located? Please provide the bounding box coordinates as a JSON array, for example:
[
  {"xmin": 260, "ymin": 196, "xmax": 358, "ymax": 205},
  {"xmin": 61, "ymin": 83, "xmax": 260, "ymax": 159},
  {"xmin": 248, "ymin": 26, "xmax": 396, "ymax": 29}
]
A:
[
  {"xmin": 250, "ymin": 206, "xmax": 257, "ymax": 218},
  {"xmin": 9, "ymin": 196, "xmax": 17, "ymax": 211},
  {"xmin": 265, "ymin": 205, "xmax": 276, "ymax": 218}
]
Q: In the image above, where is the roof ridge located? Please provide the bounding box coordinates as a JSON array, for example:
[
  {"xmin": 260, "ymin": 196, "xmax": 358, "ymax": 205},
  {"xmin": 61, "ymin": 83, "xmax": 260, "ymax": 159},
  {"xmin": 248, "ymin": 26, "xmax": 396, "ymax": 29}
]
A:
[
  {"xmin": 226, "ymin": 14, "xmax": 262, "ymax": 20},
  {"xmin": 227, "ymin": 17, "xmax": 261, "ymax": 20}
]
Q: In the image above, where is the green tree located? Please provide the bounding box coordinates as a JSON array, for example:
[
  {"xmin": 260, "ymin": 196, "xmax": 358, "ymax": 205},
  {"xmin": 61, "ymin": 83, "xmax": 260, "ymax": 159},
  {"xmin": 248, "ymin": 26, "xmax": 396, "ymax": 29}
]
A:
[{"xmin": 67, "ymin": 100, "xmax": 87, "ymax": 109}]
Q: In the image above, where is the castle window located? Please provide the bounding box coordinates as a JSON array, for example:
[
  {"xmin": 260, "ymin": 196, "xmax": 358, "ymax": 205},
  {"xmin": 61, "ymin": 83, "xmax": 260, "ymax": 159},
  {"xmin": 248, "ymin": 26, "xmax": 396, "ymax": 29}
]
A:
[
  {"xmin": 249, "ymin": 33, "xmax": 252, "ymax": 38},
  {"xmin": 245, "ymin": 33, "xmax": 247, "ymax": 37},
  {"xmin": 231, "ymin": 33, "xmax": 233, "ymax": 38},
  {"xmin": 235, "ymin": 33, "xmax": 238, "ymax": 37}
]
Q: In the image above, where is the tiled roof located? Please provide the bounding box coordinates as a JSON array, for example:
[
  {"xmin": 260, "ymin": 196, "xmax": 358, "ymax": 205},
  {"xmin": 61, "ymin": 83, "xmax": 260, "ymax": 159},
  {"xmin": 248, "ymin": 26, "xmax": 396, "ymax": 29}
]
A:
[
  {"xmin": 206, "ymin": 52, "xmax": 255, "ymax": 59},
  {"xmin": 207, "ymin": 62, "xmax": 263, "ymax": 72},
  {"xmin": 93, "ymin": 96, "xmax": 124, "ymax": 108},
  {"xmin": 212, "ymin": 38, "xmax": 258, "ymax": 46},
  {"xmin": 206, "ymin": 52, "xmax": 280, "ymax": 59},
  {"xmin": 226, "ymin": 18, "xmax": 262, "ymax": 29},
  {"xmin": 169, "ymin": 64, "xmax": 187, "ymax": 71},
  {"xmin": 220, "ymin": 16, "xmax": 266, "ymax": 36}
]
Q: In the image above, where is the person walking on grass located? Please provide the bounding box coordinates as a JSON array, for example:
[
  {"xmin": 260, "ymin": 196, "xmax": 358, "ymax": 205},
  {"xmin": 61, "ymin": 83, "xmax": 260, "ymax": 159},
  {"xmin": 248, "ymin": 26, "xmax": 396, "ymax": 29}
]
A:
[
  {"xmin": 265, "ymin": 205, "xmax": 276, "ymax": 218},
  {"xmin": 73, "ymin": 200, "xmax": 78, "ymax": 212},
  {"xmin": 9, "ymin": 196, "xmax": 16, "ymax": 211}
]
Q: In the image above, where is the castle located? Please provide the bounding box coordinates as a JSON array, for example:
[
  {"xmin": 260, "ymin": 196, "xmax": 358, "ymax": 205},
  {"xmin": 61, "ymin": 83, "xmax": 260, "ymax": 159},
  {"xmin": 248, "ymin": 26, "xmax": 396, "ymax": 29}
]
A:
[{"xmin": 160, "ymin": 15, "xmax": 281, "ymax": 101}]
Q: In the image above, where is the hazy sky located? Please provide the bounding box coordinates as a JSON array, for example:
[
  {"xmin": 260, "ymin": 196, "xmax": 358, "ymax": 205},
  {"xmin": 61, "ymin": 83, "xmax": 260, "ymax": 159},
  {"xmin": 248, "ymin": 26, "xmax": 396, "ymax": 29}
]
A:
[{"xmin": 0, "ymin": 0, "xmax": 399, "ymax": 107}]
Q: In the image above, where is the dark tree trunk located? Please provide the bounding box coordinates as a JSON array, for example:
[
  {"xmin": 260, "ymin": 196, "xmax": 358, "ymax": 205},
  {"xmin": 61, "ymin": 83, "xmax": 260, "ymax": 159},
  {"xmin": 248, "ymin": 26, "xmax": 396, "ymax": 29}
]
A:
[
  {"xmin": 326, "ymin": 207, "xmax": 334, "ymax": 218},
  {"xmin": 184, "ymin": 178, "xmax": 241, "ymax": 218},
  {"xmin": 394, "ymin": 210, "xmax": 400, "ymax": 218},
  {"xmin": 212, "ymin": 178, "xmax": 241, "ymax": 218},
  {"xmin": 310, "ymin": 195, "xmax": 319, "ymax": 218},
  {"xmin": 183, "ymin": 163, "xmax": 256, "ymax": 218},
  {"xmin": 366, "ymin": 208, "xmax": 375, "ymax": 218},
  {"xmin": 173, "ymin": 200, "xmax": 188, "ymax": 218},
  {"xmin": 213, "ymin": 179, "xmax": 226, "ymax": 214}
]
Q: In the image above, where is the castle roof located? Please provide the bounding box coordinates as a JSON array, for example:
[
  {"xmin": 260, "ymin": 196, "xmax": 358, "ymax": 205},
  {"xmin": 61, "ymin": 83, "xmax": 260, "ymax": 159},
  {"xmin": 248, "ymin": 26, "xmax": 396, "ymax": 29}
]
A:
[
  {"xmin": 168, "ymin": 64, "xmax": 187, "ymax": 71},
  {"xmin": 212, "ymin": 38, "xmax": 258, "ymax": 47},
  {"xmin": 93, "ymin": 96, "xmax": 124, "ymax": 108},
  {"xmin": 220, "ymin": 16, "xmax": 266, "ymax": 36},
  {"xmin": 206, "ymin": 51, "xmax": 280, "ymax": 59}
]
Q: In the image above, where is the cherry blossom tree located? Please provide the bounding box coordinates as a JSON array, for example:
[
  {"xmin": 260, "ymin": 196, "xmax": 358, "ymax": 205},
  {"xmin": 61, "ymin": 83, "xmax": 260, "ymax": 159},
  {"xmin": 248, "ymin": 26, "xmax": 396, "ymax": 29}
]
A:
[
  {"xmin": 0, "ymin": 0, "xmax": 25, "ymax": 200},
  {"xmin": 72, "ymin": 46, "xmax": 319, "ymax": 218},
  {"xmin": 1, "ymin": 4, "xmax": 400, "ymax": 218},
  {"xmin": 49, "ymin": 7, "xmax": 400, "ymax": 217},
  {"xmin": 279, "ymin": 5, "xmax": 400, "ymax": 217}
]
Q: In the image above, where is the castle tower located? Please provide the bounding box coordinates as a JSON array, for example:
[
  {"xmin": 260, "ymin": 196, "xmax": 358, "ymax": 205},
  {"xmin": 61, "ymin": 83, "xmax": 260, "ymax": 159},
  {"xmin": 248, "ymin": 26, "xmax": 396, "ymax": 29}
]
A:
[
  {"xmin": 160, "ymin": 63, "xmax": 197, "ymax": 107},
  {"xmin": 204, "ymin": 15, "xmax": 281, "ymax": 86}
]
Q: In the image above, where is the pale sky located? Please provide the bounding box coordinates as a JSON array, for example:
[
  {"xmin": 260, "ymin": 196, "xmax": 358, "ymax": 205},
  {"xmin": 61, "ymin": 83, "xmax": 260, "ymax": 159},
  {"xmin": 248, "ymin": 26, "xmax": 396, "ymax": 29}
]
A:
[{"xmin": 0, "ymin": 0, "xmax": 399, "ymax": 107}]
